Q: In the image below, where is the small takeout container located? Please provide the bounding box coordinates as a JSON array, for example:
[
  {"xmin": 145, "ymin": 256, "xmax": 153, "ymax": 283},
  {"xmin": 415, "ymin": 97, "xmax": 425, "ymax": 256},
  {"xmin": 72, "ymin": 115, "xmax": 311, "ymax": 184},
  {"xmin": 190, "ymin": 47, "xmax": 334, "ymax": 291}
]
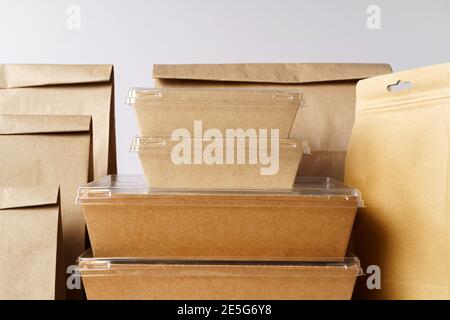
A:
[
  {"xmin": 131, "ymin": 136, "xmax": 307, "ymax": 189},
  {"xmin": 126, "ymin": 88, "xmax": 303, "ymax": 138}
]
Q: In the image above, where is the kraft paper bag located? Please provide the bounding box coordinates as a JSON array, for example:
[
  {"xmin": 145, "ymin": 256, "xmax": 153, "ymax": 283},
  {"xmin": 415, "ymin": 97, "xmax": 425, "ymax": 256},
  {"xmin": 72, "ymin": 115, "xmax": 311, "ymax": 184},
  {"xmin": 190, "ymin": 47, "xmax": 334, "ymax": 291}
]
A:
[
  {"xmin": 0, "ymin": 64, "xmax": 116, "ymax": 179},
  {"xmin": 345, "ymin": 62, "xmax": 450, "ymax": 299},
  {"xmin": 152, "ymin": 63, "xmax": 392, "ymax": 181},
  {"xmin": 0, "ymin": 186, "xmax": 65, "ymax": 300},
  {"xmin": 0, "ymin": 114, "xmax": 92, "ymax": 299}
]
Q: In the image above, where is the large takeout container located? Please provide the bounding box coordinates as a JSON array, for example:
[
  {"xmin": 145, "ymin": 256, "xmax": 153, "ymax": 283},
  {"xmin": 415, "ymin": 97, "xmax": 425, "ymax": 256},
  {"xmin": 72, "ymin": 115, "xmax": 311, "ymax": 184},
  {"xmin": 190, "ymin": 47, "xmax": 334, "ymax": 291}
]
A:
[
  {"xmin": 126, "ymin": 88, "xmax": 303, "ymax": 138},
  {"xmin": 77, "ymin": 175, "xmax": 362, "ymax": 258},
  {"xmin": 131, "ymin": 136, "xmax": 306, "ymax": 189},
  {"xmin": 78, "ymin": 250, "xmax": 361, "ymax": 300}
]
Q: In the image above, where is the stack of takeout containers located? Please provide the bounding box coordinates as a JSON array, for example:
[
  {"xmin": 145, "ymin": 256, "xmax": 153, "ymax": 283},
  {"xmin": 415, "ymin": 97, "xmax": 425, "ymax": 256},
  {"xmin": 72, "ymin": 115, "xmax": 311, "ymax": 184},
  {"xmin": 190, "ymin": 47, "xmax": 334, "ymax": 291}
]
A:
[
  {"xmin": 76, "ymin": 87, "xmax": 363, "ymax": 300},
  {"xmin": 128, "ymin": 88, "xmax": 305, "ymax": 189}
]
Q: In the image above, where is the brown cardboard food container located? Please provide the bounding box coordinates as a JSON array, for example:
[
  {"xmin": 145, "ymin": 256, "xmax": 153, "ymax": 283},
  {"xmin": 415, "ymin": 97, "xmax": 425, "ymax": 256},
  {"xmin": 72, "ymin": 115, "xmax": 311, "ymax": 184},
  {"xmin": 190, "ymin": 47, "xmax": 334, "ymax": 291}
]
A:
[
  {"xmin": 345, "ymin": 62, "xmax": 450, "ymax": 299},
  {"xmin": 0, "ymin": 186, "xmax": 65, "ymax": 300},
  {"xmin": 126, "ymin": 88, "xmax": 302, "ymax": 138},
  {"xmin": 77, "ymin": 175, "xmax": 362, "ymax": 258},
  {"xmin": 0, "ymin": 64, "xmax": 116, "ymax": 179},
  {"xmin": 152, "ymin": 63, "xmax": 392, "ymax": 181},
  {"xmin": 131, "ymin": 137, "xmax": 306, "ymax": 189},
  {"xmin": 78, "ymin": 251, "xmax": 361, "ymax": 300},
  {"xmin": 0, "ymin": 114, "xmax": 92, "ymax": 298}
]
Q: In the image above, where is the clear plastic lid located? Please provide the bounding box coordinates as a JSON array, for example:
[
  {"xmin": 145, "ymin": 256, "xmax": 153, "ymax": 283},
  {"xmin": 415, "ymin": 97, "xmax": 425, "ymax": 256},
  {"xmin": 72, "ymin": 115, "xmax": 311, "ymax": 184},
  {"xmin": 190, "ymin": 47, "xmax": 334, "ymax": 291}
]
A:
[
  {"xmin": 77, "ymin": 249, "xmax": 362, "ymax": 277},
  {"xmin": 126, "ymin": 88, "xmax": 304, "ymax": 106},
  {"xmin": 130, "ymin": 136, "xmax": 309, "ymax": 153},
  {"xmin": 76, "ymin": 175, "xmax": 363, "ymax": 207}
]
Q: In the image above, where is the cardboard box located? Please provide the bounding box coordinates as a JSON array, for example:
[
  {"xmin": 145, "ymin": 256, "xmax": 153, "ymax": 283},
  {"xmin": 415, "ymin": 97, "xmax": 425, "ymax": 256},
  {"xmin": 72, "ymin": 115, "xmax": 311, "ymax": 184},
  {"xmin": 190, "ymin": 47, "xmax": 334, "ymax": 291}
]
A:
[
  {"xmin": 77, "ymin": 175, "xmax": 362, "ymax": 258},
  {"xmin": 0, "ymin": 186, "xmax": 65, "ymax": 300},
  {"xmin": 127, "ymin": 88, "xmax": 302, "ymax": 138},
  {"xmin": 131, "ymin": 137, "xmax": 306, "ymax": 189},
  {"xmin": 345, "ymin": 62, "xmax": 450, "ymax": 299},
  {"xmin": 0, "ymin": 114, "xmax": 92, "ymax": 299},
  {"xmin": 152, "ymin": 63, "xmax": 392, "ymax": 181},
  {"xmin": 0, "ymin": 64, "xmax": 116, "ymax": 179},
  {"xmin": 78, "ymin": 251, "xmax": 361, "ymax": 300}
]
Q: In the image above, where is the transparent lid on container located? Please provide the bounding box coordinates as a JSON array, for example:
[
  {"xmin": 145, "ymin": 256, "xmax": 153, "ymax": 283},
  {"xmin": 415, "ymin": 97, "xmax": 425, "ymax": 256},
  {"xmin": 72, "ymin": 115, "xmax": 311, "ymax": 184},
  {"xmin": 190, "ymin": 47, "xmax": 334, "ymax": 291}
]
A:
[
  {"xmin": 76, "ymin": 175, "xmax": 363, "ymax": 206},
  {"xmin": 126, "ymin": 87, "xmax": 304, "ymax": 106},
  {"xmin": 130, "ymin": 136, "xmax": 309, "ymax": 153},
  {"xmin": 77, "ymin": 249, "xmax": 362, "ymax": 277}
]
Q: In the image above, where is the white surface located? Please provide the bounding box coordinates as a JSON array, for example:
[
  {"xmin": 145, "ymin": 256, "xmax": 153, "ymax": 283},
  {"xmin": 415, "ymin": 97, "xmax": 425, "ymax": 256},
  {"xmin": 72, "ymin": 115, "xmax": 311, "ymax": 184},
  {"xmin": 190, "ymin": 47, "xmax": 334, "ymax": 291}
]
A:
[{"xmin": 1, "ymin": 0, "xmax": 449, "ymax": 174}]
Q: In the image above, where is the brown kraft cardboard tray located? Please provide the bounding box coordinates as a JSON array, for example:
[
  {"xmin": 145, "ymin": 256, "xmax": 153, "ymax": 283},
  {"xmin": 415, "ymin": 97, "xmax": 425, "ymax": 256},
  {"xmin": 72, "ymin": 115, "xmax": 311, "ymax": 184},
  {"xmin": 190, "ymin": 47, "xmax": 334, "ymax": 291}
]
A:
[
  {"xmin": 126, "ymin": 88, "xmax": 303, "ymax": 139},
  {"xmin": 77, "ymin": 175, "xmax": 363, "ymax": 259},
  {"xmin": 78, "ymin": 250, "xmax": 361, "ymax": 300},
  {"xmin": 131, "ymin": 137, "xmax": 307, "ymax": 189}
]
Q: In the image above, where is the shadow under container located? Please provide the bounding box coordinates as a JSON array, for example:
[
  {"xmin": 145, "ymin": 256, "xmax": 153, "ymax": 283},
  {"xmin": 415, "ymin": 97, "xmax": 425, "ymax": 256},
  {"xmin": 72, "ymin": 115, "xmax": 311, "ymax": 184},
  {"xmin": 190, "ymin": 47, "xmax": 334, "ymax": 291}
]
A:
[
  {"xmin": 77, "ymin": 175, "xmax": 363, "ymax": 259},
  {"xmin": 78, "ymin": 251, "xmax": 362, "ymax": 300}
]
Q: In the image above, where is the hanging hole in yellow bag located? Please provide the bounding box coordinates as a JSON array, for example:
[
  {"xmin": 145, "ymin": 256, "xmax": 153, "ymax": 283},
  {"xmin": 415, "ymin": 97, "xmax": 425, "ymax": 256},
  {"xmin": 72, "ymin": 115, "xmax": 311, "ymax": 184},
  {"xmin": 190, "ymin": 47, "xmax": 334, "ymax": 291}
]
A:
[{"xmin": 387, "ymin": 80, "xmax": 413, "ymax": 92}]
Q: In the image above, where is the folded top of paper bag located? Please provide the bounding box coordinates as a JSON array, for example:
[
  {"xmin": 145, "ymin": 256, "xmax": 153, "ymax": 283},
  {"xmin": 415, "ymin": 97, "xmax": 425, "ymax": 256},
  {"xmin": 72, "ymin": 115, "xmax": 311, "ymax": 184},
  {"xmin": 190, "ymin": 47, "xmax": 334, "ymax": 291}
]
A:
[
  {"xmin": 0, "ymin": 114, "xmax": 92, "ymax": 134},
  {"xmin": 0, "ymin": 185, "xmax": 59, "ymax": 210},
  {"xmin": 153, "ymin": 63, "xmax": 392, "ymax": 84},
  {"xmin": 0, "ymin": 64, "xmax": 113, "ymax": 89}
]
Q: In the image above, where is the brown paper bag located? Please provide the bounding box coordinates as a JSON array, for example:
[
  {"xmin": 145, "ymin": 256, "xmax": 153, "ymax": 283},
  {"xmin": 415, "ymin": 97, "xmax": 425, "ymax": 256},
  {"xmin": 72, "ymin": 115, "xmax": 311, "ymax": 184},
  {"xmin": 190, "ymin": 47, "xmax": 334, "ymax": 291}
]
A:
[
  {"xmin": 0, "ymin": 64, "xmax": 116, "ymax": 179},
  {"xmin": 345, "ymin": 62, "xmax": 450, "ymax": 299},
  {"xmin": 0, "ymin": 186, "xmax": 65, "ymax": 300},
  {"xmin": 0, "ymin": 114, "xmax": 92, "ymax": 298},
  {"xmin": 152, "ymin": 63, "xmax": 392, "ymax": 181}
]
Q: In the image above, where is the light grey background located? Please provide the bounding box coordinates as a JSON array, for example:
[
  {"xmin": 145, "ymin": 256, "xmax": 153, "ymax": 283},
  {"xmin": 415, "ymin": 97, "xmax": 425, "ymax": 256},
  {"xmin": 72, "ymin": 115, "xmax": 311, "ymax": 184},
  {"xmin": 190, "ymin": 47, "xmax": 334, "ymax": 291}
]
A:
[{"xmin": 1, "ymin": 0, "xmax": 449, "ymax": 174}]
